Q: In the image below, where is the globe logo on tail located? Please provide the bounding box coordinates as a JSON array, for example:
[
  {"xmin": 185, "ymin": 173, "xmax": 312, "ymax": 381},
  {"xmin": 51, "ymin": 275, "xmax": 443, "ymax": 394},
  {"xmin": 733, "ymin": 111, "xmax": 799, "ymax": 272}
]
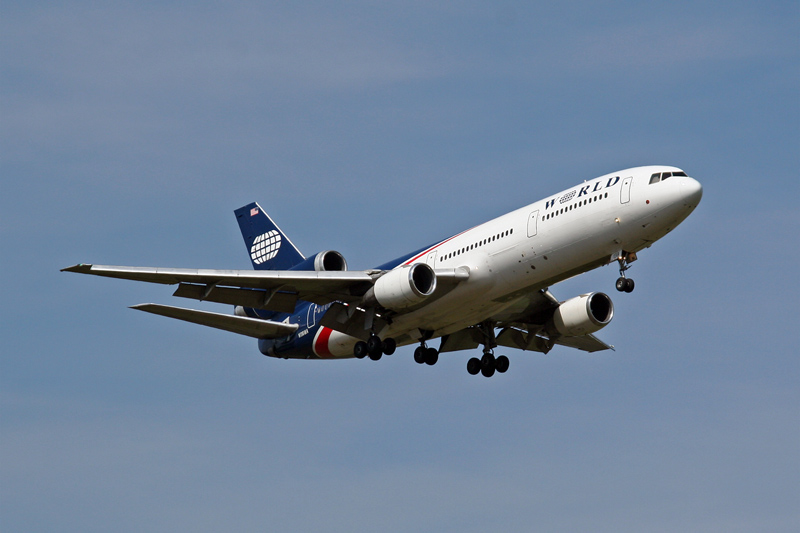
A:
[{"xmin": 250, "ymin": 230, "xmax": 282, "ymax": 264}]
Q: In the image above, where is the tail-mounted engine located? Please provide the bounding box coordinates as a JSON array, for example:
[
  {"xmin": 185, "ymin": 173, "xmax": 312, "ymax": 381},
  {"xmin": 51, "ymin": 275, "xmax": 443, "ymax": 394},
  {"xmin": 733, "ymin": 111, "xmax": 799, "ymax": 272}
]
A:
[
  {"xmin": 366, "ymin": 263, "xmax": 437, "ymax": 311},
  {"xmin": 290, "ymin": 250, "xmax": 348, "ymax": 272},
  {"xmin": 550, "ymin": 292, "xmax": 614, "ymax": 337}
]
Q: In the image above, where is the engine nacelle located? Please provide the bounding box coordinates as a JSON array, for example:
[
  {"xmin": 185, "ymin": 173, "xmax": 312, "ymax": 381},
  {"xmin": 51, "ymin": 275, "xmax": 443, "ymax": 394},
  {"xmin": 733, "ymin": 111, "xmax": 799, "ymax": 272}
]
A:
[
  {"xmin": 289, "ymin": 250, "xmax": 348, "ymax": 272},
  {"xmin": 371, "ymin": 263, "xmax": 437, "ymax": 311},
  {"xmin": 551, "ymin": 292, "xmax": 614, "ymax": 337}
]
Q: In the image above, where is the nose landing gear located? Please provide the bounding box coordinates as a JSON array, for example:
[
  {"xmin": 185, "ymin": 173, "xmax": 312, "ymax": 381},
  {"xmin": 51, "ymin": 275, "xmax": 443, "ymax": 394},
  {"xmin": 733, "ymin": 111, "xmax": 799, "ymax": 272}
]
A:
[
  {"xmin": 616, "ymin": 276, "xmax": 634, "ymax": 293},
  {"xmin": 615, "ymin": 252, "xmax": 636, "ymax": 293}
]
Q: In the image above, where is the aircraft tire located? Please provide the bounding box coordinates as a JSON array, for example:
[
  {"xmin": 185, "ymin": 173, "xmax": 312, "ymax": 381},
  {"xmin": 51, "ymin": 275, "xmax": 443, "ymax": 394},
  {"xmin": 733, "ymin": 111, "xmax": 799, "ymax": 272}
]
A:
[
  {"xmin": 414, "ymin": 346, "xmax": 426, "ymax": 364},
  {"xmin": 495, "ymin": 355, "xmax": 510, "ymax": 373},
  {"xmin": 354, "ymin": 341, "xmax": 368, "ymax": 359},
  {"xmin": 367, "ymin": 335, "xmax": 383, "ymax": 357},
  {"xmin": 624, "ymin": 278, "xmax": 635, "ymax": 293},
  {"xmin": 424, "ymin": 348, "xmax": 438, "ymax": 366},
  {"xmin": 616, "ymin": 277, "xmax": 627, "ymax": 292},
  {"xmin": 382, "ymin": 338, "xmax": 396, "ymax": 355},
  {"xmin": 467, "ymin": 357, "xmax": 481, "ymax": 375},
  {"xmin": 480, "ymin": 353, "xmax": 496, "ymax": 377},
  {"xmin": 368, "ymin": 350, "xmax": 382, "ymax": 361}
]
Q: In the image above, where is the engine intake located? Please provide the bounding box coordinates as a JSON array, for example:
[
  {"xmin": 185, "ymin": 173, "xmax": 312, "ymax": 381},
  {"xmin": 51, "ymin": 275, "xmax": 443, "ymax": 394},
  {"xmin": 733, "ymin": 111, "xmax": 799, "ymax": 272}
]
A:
[
  {"xmin": 551, "ymin": 292, "xmax": 614, "ymax": 337},
  {"xmin": 370, "ymin": 263, "xmax": 437, "ymax": 311},
  {"xmin": 290, "ymin": 250, "xmax": 348, "ymax": 272},
  {"xmin": 314, "ymin": 250, "xmax": 347, "ymax": 271}
]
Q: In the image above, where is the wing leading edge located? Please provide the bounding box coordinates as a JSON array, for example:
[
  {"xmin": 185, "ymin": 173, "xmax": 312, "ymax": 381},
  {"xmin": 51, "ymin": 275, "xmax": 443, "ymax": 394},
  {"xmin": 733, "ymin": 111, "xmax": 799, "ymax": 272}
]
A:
[{"xmin": 62, "ymin": 263, "xmax": 378, "ymax": 307}]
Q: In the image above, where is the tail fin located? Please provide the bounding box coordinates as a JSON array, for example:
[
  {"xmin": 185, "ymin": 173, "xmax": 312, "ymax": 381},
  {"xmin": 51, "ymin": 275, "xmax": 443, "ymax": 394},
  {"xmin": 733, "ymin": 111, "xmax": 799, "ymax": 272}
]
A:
[{"xmin": 234, "ymin": 202, "xmax": 305, "ymax": 270}]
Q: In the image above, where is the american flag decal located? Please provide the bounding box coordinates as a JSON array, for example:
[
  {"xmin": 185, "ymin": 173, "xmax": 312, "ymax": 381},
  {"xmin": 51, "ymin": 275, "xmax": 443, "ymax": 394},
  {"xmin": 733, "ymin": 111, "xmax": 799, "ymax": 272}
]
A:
[{"xmin": 250, "ymin": 207, "xmax": 259, "ymax": 216}]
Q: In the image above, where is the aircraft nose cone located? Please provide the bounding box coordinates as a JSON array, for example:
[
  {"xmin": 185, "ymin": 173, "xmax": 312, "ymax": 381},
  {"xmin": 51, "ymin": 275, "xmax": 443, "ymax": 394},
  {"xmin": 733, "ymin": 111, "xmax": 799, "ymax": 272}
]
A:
[{"xmin": 680, "ymin": 177, "xmax": 703, "ymax": 207}]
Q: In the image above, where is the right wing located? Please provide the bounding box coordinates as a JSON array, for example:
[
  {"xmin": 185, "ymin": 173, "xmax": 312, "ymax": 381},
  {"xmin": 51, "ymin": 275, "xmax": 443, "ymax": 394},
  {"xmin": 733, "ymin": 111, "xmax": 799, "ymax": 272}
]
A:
[
  {"xmin": 62, "ymin": 263, "xmax": 470, "ymax": 314},
  {"xmin": 62, "ymin": 263, "xmax": 380, "ymax": 310}
]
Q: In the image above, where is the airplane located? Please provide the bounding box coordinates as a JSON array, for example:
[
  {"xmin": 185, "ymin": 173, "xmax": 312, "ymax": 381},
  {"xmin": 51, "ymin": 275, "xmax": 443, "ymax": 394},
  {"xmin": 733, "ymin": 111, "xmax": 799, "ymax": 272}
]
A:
[{"xmin": 63, "ymin": 165, "xmax": 702, "ymax": 377}]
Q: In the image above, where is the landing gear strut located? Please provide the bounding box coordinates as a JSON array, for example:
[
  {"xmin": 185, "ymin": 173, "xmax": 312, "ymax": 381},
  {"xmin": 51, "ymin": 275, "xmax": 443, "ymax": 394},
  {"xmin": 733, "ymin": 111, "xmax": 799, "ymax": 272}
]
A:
[
  {"xmin": 615, "ymin": 252, "xmax": 636, "ymax": 293},
  {"xmin": 466, "ymin": 321, "xmax": 509, "ymax": 377}
]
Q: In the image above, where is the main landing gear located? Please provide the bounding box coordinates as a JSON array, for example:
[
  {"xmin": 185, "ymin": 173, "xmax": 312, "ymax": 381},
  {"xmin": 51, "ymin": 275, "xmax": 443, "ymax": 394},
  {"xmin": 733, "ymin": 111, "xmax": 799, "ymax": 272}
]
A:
[
  {"xmin": 467, "ymin": 351, "xmax": 510, "ymax": 378},
  {"xmin": 466, "ymin": 321, "xmax": 509, "ymax": 378},
  {"xmin": 615, "ymin": 252, "xmax": 636, "ymax": 293},
  {"xmin": 354, "ymin": 335, "xmax": 396, "ymax": 361},
  {"xmin": 413, "ymin": 342, "xmax": 439, "ymax": 366}
]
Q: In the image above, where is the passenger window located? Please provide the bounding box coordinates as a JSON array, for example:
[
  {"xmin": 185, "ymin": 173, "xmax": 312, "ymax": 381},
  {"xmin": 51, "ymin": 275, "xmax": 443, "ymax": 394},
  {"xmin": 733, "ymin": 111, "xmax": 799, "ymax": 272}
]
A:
[{"xmin": 649, "ymin": 173, "xmax": 660, "ymax": 184}]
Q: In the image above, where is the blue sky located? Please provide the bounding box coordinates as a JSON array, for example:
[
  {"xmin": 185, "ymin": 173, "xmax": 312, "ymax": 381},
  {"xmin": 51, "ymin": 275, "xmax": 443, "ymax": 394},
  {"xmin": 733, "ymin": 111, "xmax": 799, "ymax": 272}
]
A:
[{"xmin": 2, "ymin": 2, "xmax": 798, "ymax": 531}]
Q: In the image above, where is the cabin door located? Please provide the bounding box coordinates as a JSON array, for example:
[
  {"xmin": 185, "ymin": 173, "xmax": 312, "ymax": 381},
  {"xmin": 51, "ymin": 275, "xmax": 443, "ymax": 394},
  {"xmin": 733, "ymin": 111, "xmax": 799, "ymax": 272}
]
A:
[
  {"xmin": 527, "ymin": 210, "xmax": 539, "ymax": 237},
  {"xmin": 620, "ymin": 176, "xmax": 633, "ymax": 203}
]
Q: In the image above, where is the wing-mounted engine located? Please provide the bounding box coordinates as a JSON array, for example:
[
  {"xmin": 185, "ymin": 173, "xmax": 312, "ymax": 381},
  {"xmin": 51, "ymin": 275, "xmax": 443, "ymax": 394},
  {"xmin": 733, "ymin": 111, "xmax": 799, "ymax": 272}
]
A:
[
  {"xmin": 290, "ymin": 250, "xmax": 348, "ymax": 272},
  {"xmin": 549, "ymin": 292, "xmax": 614, "ymax": 337},
  {"xmin": 365, "ymin": 263, "xmax": 437, "ymax": 311}
]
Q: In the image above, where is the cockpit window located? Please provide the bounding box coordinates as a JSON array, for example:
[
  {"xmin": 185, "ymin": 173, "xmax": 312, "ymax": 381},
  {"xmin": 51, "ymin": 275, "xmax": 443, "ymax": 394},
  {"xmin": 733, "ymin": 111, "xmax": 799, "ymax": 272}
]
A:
[{"xmin": 650, "ymin": 171, "xmax": 687, "ymax": 184}]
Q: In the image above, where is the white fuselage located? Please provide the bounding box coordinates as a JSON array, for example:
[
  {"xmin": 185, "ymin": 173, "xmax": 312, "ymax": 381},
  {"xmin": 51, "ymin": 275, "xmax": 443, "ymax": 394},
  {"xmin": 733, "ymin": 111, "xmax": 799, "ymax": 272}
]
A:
[{"xmin": 319, "ymin": 165, "xmax": 702, "ymax": 356}]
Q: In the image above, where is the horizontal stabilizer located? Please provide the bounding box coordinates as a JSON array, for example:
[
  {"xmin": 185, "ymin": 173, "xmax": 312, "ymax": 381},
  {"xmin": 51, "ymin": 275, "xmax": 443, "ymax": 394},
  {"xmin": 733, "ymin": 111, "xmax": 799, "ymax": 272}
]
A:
[{"xmin": 130, "ymin": 303, "xmax": 298, "ymax": 339}]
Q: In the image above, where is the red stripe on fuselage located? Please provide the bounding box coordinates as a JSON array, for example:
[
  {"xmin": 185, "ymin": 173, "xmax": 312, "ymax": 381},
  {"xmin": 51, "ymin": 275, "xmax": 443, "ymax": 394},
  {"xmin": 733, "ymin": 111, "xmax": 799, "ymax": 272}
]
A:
[
  {"xmin": 314, "ymin": 327, "xmax": 334, "ymax": 358},
  {"xmin": 402, "ymin": 228, "xmax": 474, "ymax": 265}
]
